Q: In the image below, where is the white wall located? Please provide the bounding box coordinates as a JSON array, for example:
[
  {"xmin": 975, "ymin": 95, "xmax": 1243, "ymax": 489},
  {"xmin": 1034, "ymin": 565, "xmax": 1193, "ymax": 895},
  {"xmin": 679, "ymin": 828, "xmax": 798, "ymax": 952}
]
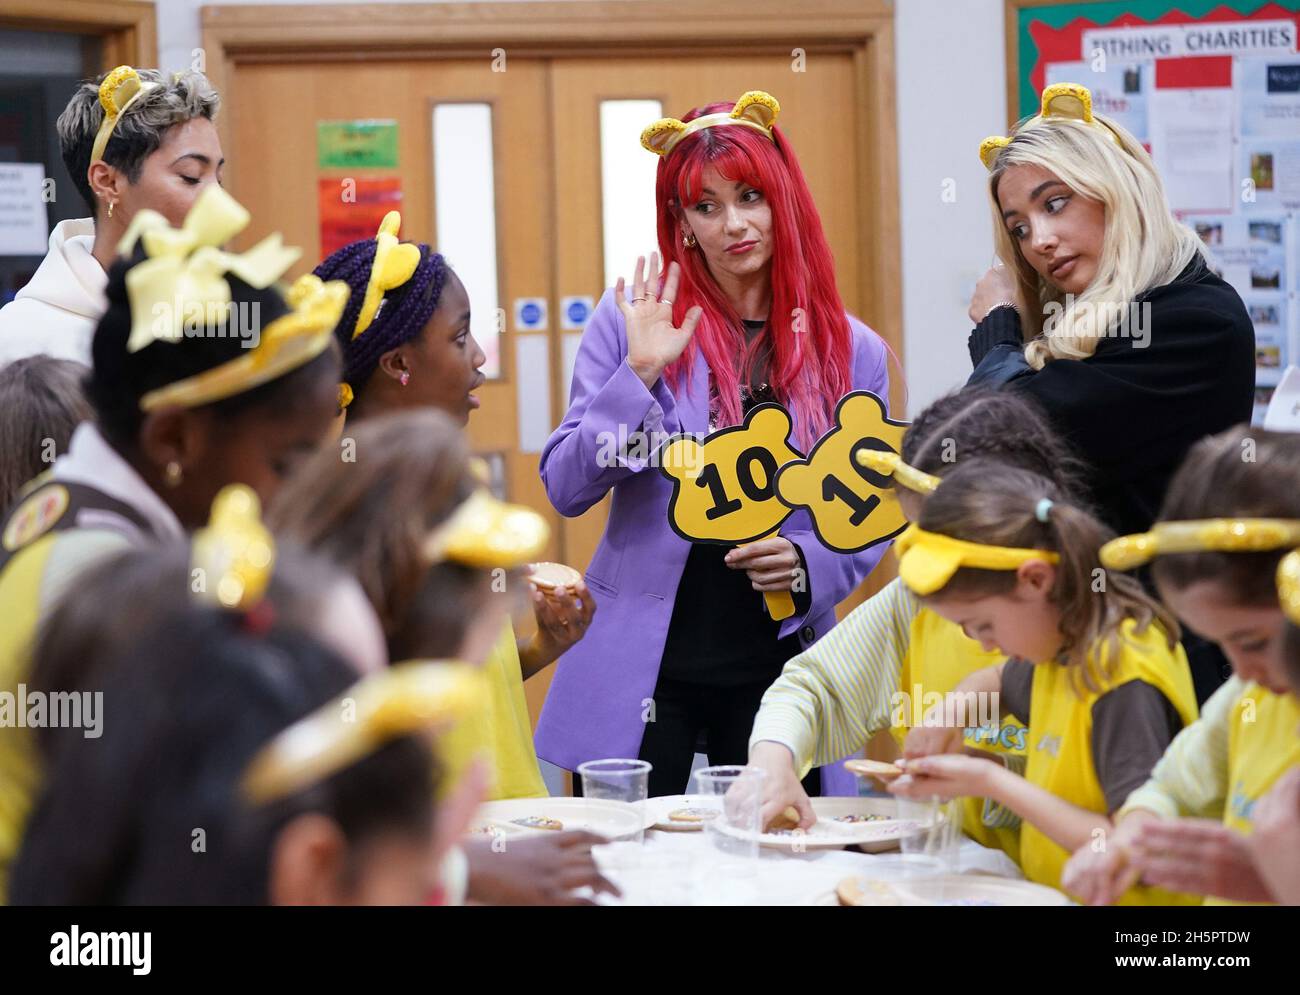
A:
[
  {"xmin": 894, "ymin": 0, "xmax": 1007, "ymax": 414},
  {"xmin": 156, "ymin": 0, "xmax": 1006, "ymax": 415}
]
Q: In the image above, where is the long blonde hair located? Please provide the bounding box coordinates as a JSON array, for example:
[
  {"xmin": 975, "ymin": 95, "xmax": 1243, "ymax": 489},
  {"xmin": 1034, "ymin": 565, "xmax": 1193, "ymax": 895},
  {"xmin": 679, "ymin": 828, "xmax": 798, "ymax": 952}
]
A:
[{"xmin": 988, "ymin": 115, "xmax": 1203, "ymax": 369}]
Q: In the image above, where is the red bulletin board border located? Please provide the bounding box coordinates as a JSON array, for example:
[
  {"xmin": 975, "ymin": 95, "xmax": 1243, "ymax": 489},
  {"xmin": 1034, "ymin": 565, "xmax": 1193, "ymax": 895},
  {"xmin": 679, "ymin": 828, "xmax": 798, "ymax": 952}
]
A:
[{"xmin": 1008, "ymin": 0, "xmax": 1300, "ymax": 121}]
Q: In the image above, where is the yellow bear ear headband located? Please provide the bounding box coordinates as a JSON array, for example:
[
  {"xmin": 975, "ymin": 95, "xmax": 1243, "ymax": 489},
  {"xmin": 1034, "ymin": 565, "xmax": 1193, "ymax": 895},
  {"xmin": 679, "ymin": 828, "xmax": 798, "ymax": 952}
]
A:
[
  {"xmin": 353, "ymin": 211, "xmax": 422, "ymax": 340},
  {"xmin": 91, "ymin": 66, "xmax": 161, "ymax": 164},
  {"xmin": 116, "ymin": 185, "xmax": 349, "ymax": 412},
  {"xmin": 241, "ymin": 660, "xmax": 488, "ymax": 805},
  {"xmin": 422, "ymin": 489, "xmax": 550, "ymax": 570},
  {"xmin": 895, "ymin": 523, "xmax": 1061, "ymax": 596},
  {"xmin": 856, "ymin": 450, "xmax": 941, "ymax": 495},
  {"xmin": 979, "ymin": 82, "xmax": 1124, "ymax": 170},
  {"xmin": 641, "ymin": 90, "xmax": 779, "ymax": 157},
  {"xmin": 1099, "ymin": 519, "xmax": 1300, "ymax": 572}
]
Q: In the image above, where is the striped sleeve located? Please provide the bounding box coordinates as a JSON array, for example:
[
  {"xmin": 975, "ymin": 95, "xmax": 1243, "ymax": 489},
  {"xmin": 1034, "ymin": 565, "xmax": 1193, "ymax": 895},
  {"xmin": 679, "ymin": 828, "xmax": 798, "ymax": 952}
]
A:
[
  {"xmin": 749, "ymin": 577, "xmax": 917, "ymax": 777},
  {"xmin": 1117, "ymin": 676, "xmax": 1240, "ymax": 821}
]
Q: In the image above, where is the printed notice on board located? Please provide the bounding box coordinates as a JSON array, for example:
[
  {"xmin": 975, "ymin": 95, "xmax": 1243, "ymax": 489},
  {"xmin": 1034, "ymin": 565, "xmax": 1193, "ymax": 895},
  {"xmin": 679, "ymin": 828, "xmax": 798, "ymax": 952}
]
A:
[{"xmin": 0, "ymin": 164, "xmax": 49, "ymax": 256}]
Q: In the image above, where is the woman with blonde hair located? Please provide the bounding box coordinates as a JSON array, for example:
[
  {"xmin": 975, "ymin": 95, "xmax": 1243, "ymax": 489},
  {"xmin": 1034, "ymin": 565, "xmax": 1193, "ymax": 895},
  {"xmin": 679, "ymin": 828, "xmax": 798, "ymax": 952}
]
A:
[{"xmin": 967, "ymin": 83, "xmax": 1254, "ymax": 702}]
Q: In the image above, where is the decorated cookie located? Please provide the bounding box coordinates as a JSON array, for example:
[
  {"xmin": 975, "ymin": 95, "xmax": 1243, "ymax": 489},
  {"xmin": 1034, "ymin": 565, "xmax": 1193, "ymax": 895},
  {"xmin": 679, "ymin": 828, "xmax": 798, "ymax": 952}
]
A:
[{"xmin": 511, "ymin": 816, "xmax": 564, "ymax": 831}]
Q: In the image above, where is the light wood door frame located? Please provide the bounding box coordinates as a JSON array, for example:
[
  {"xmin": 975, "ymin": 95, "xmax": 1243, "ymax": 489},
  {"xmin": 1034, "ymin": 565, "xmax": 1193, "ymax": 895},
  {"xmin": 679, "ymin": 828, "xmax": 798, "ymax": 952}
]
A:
[
  {"xmin": 0, "ymin": 0, "xmax": 157, "ymax": 70},
  {"xmin": 202, "ymin": 0, "xmax": 903, "ymax": 392}
]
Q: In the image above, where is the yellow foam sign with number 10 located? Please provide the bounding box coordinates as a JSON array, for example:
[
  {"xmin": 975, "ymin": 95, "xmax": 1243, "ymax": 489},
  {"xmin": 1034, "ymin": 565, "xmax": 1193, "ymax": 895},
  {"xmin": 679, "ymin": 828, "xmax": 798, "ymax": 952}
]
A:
[
  {"xmin": 773, "ymin": 391, "xmax": 909, "ymax": 553},
  {"xmin": 659, "ymin": 403, "xmax": 803, "ymax": 545}
]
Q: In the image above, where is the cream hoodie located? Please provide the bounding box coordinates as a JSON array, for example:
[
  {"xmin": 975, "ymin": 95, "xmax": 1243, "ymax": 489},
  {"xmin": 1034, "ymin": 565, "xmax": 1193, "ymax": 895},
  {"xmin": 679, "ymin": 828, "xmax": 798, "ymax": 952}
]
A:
[{"xmin": 0, "ymin": 218, "xmax": 105, "ymax": 368}]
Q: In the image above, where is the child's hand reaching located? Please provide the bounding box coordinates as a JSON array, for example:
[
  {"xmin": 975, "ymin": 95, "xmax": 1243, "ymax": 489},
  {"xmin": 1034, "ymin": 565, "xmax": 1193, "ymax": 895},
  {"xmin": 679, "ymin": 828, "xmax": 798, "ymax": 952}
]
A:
[
  {"xmin": 749, "ymin": 741, "xmax": 816, "ymax": 831},
  {"xmin": 1129, "ymin": 817, "xmax": 1272, "ymax": 903},
  {"xmin": 1061, "ymin": 815, "xmax": 1145, "ymax": 906},
  {"xmin": 887, "ymin": 754, "xmax": 999, "ymax": 802},
  {"xmin": 463, "ymin": 830, "xmax": 621, "ymax": 906}
]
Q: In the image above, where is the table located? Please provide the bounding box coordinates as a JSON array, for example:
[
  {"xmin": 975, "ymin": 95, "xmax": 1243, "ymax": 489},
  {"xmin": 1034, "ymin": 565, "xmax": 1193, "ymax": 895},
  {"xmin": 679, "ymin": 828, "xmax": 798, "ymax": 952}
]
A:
[{"xmin": 587, "ymin": 829, "xmax": 1025, "ymax": 906}]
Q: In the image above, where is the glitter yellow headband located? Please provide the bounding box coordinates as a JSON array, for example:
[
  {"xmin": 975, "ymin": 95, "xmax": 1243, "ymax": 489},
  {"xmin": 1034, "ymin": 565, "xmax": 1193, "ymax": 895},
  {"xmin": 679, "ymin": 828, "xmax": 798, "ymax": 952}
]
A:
[
  {"xmin": 1278, "ymin": 551, "xmax": 1300, "ymax": 626},
  {"xmin": 979, "ymin": 83, "xmax": 1124, "ymax": 170},
  {"xmin": 856, "ymin": 450, "xmax": 941, "ymax": 495},
  {"xmin": 241, "ymin": 660, "xmax": 488, "ymax": 805},
  {"xmin": 895, "ymin": 524, "xmax": 1060, "ymax": 596},
  {"xmin": 190, "ymin": 485, "xmax": 276, "ymax": 611},
  {"xmin": 1100, "ymin": 519, "xmax": 1300, "ymax": 572},
  {"xmin": 91, "ymin": 66, "xmax": 161, "ymax": 164},
  {"xmin": 422, "ymin": 489, "xmax": 550, "ymax": 570},
  {"xmin": 353, "ymin": 211, "xmax": 421, "ymax": 340},
  {"xmin": 641, "ymin": 90, "xmax": 779, "ymax": 157}
]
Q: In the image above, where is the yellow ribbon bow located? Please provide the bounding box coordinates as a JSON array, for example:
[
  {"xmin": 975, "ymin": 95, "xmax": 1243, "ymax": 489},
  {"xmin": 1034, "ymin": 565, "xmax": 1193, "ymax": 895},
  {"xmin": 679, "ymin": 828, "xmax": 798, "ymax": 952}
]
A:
[
  {"xmin": 91, "ymin": 66, "xmax": 161, "ymax": 164},
  {"xmin": 640, "ymin": 90, "xmax": 780, "ymax": 157},
  {"xmin": 979, "ymin": 82, "xmax": 1123, "ymax": 170},
  {"xmin": 191, "ymin": 484, "xmax": 276, "ymax": 611},
  {"xmin": 117, "ymin": 185, "xmax": 302, "ymax": 353}
]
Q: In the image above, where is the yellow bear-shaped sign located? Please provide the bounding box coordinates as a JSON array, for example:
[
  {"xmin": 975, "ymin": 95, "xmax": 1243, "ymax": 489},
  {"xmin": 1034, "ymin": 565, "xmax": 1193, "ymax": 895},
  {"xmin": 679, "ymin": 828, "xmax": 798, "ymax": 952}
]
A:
[
  {"xmin": 659, "ymin": 403, "xmax": 803, "ymax": 545},
  {"xmin": 774, "ymin": 391, "xmax": 909, "ymax": 553}
]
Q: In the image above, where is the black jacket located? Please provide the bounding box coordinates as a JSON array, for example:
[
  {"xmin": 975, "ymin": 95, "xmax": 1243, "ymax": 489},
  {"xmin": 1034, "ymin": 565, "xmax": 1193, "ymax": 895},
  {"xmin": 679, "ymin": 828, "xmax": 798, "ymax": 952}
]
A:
[{"xmin": 967, "ymin": 258, "xmax": 1255, "ymax": 537}]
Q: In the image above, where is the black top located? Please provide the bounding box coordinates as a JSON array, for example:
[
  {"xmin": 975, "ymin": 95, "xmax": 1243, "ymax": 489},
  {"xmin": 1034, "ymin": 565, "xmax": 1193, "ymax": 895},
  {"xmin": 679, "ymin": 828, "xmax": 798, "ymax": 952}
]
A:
[
  {"xmin": 966, "ymin": 258, "xmax": 1255, "ymax": 537},
  {"xmin": 659, "ymin": 319, "xmax": 807, "ymax": 686}
]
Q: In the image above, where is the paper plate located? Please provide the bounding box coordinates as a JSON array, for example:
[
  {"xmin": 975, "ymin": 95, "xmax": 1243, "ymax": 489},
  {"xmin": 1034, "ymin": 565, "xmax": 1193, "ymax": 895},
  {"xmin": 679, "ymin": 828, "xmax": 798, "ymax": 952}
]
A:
[
  {"xmin": 469, "ymin": 797, "xmax": 653, "ymax": 841},
  {"xmin": 714, "ymin": 796, "xmax": 920, "ymax": 852},
  {"xmin": 646, "ymin": 794, "xmax": 720, "ymax": 832},
  {"xmin": 821, "ymin": 873, "xmax": 1073, "ymax": 907}
]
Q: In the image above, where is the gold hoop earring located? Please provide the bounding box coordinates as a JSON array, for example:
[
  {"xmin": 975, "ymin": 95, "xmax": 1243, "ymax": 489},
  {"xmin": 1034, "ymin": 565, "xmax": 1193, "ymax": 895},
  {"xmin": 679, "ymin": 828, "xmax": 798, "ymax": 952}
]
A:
[
  {"xmin": 107, "ymin": 201, "xmax": 115, "ymax": 220},
  {"xmin": 681, "ymin": 231, "xmax": 697, "ymax": 249},
  {"xmin": 164, "ymin": 461, "xmax": 183, "ymax": 488}
]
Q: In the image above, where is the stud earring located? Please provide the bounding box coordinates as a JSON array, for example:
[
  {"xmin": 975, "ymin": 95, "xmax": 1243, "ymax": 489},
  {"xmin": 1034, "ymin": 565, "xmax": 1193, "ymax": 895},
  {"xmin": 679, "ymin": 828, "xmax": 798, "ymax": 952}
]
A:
[
  {"xmin": 399, "ymin": 371, "xmax": 411, "ymax": 387},
  {"xmin": 681, "ymin": 231, "xmax": 697, "ymax": 249},
  {"xmin": 164, "ymin": 461, "xmax": 183, "ymax": 487}
]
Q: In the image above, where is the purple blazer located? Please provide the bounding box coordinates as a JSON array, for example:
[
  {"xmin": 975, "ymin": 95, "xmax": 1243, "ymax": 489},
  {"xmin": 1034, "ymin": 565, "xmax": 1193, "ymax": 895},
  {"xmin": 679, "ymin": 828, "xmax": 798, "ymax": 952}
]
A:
[{"xmin": 535, "ymin": 289, "xmax": 894, "ymax": 795}]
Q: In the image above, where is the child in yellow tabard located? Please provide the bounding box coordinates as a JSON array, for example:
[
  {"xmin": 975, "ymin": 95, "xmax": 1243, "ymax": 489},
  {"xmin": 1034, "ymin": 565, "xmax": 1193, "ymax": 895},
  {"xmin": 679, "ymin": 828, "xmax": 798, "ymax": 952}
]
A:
[
  {"xmin": 888, "ymin": 458, "xmax": 1198, "ymax": 904},
  {"xmin": 749, "ymin": 386, "xmax": 1092, "ymax": 861},
  {"xmin": 1063, "ymin": 426, "xmax": 1300, "ymax": 906}
]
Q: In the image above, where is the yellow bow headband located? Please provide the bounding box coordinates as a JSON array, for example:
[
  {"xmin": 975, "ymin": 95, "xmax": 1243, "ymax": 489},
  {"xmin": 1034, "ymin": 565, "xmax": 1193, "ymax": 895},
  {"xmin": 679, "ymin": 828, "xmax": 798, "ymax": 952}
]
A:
[
  {"xmin": 895, "ymin": 524, "xmax": 1060, "ymax": 596},
  {"xmin": 191, "ymin": 485, "xmax": 276, "ymax": 611},
  {"xmin": 422, "ymin": 489, "xmax": 550, "ymax": 570},
  {"xmin": 91, "ymin": 66, "xmax": 161, "ymax": 164},
  {"xmin": 641, "ymin": 90, "xmax": 779, "ymax": 157},
  {"xmin": 118, "ymin": 184, "xmax": 302, "ymax": 353},
  {"xmin": 979, "ymin": 82, "xmax": 1124, "ymax": 170},
  {"xmin": 856, "ymin": 450, "xmax": 941, "ymax": 495},
  {"xmin": 116, "ymin": 186, "xmax": 347, "ymax": 411},
  {"xmin": 353, "ymin": 211, "xmax": 422, "ymax": 340},
  {"xmin": 1100, "ymin": 519, "xmax": 1300, "ymax": 572},
  {"xmin": 241, "ymin": 661, "xmax": 488, "ymax": 805}
]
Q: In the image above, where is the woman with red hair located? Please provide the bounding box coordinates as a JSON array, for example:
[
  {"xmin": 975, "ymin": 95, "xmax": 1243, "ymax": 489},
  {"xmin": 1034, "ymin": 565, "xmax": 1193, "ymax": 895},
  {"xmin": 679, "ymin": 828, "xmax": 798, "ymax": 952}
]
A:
[{"xmin": 537, "ymin": 92, "xmax": 895, "ymax": 797}]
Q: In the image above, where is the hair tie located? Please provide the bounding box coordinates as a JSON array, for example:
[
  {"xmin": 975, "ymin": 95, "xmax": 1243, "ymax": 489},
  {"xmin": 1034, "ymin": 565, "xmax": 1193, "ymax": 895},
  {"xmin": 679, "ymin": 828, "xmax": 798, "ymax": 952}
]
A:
[{"xmin": 1035, "ymin": 498, "xmax": 1054, "ymax": 523}]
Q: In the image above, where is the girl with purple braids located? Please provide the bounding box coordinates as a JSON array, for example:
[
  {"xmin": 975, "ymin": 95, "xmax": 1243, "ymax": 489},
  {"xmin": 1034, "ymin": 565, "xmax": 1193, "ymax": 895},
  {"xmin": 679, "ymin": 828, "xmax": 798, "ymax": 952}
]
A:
[{"xmin": 312, "ymin": 213, "xmax": 596, "ymax": 794}]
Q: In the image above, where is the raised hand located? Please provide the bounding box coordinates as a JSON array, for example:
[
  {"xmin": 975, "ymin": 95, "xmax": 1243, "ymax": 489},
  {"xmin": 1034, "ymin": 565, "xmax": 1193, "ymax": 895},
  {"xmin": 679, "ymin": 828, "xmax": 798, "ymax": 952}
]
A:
[{"xmin": 616, "ymin": 253, "xmax": 703, "ymax": 389}]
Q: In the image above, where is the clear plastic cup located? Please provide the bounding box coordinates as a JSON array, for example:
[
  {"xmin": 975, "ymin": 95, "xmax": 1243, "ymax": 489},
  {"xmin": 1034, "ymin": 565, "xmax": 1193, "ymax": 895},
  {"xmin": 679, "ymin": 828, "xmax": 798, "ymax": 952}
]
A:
[{"xmin": 577, "ymin": 758, "xmax": 651, "ymax": 844}]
